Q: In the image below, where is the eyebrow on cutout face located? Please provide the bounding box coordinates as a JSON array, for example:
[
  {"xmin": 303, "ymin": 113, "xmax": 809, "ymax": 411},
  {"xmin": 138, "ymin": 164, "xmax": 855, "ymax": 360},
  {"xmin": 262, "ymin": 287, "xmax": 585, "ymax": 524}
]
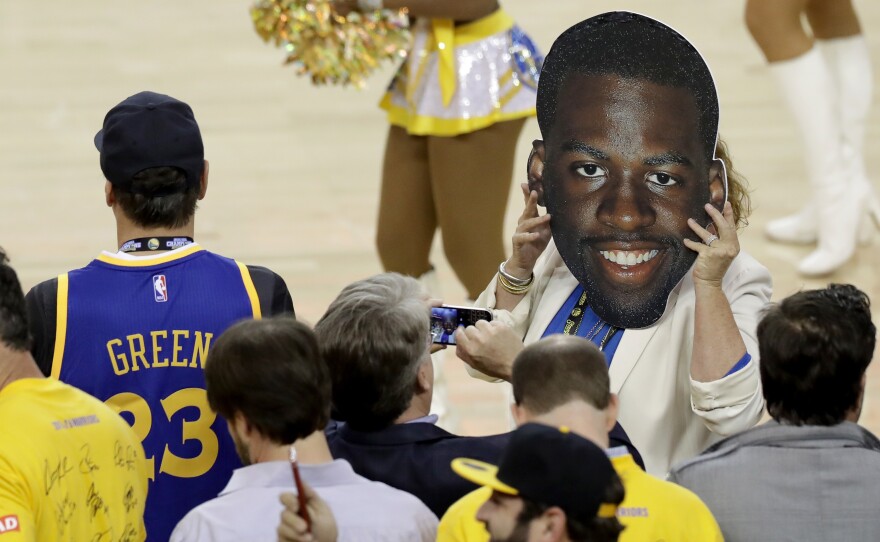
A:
[
  {"xmin": 561, "ymin": 139, "xmax": 609, "ymax": 161},
  {"xmin": 643, "ymin": 151, "xmax": 692, "ymax": 167},
  {"xmin": 562, "ymin": 139, "xmax": 693, "ymax": 168}
]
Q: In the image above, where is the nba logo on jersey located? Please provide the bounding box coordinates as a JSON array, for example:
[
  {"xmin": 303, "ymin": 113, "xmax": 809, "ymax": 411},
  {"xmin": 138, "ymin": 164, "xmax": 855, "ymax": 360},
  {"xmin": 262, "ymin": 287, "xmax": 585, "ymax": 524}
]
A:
[{"xmin": 153, "ymin": 274, "xmax": 168, "ymax": 302}]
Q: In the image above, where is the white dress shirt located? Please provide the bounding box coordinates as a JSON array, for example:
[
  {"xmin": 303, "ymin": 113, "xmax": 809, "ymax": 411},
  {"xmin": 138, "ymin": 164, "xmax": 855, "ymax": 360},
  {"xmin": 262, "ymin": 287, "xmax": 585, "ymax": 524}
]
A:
[{"xmin": 170, "ymin": 459, "xmax": 438, "ymax": 541}]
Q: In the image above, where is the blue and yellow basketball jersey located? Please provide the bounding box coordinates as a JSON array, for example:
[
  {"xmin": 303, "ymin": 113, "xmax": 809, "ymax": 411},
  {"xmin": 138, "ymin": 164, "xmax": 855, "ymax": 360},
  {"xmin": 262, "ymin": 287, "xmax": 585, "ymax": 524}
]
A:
[{"xmin": 50, "ymin": 245, "xmax": 261, "ymax": 542}]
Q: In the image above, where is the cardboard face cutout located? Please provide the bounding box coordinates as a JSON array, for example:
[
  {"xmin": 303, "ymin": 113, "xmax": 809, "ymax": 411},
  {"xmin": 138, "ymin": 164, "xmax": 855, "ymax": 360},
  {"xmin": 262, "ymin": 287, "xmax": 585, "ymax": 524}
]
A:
[{"xmin": 533, "ymin": 12, "xmax": 727, "ymax": 329}]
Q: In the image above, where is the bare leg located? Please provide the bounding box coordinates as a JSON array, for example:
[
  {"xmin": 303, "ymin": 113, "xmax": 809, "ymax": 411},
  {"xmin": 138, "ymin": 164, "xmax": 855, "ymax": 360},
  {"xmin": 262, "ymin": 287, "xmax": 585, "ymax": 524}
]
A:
[
  {"xmin": 428, "ymin": 119, "xmax": 526, "ymax": 299},
  {"xmin": 745, "ymin": 0, "xmax": 812, "ymax": 62},
  {"xmin": 376, "ymin": 125, "xmax": 436, "ymax": 278},
  {"xmin": 806, "ymin": 0, "xmax": 861, "ymax": 39},
  {"xmin": 810, "ymin": 0, "xmax": 878, "ymax": 243}
]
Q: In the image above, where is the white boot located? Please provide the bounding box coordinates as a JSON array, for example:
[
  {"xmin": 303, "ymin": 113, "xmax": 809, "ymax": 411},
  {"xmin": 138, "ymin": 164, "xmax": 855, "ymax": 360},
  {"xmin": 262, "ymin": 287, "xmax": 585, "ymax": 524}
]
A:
[
  {"xmin": 765, "ymin": 195, "xmax": 875, "ymax": 246},
  {"xmin": 764, "ymin": 48, "xmax": 837, "ymax": 245},
  {"xmin": 799, "ymin": 37, "xmax": 880, "ymax": 274},
  {"xmin": 768, "ymin": 47, "xmax": 861, "ymax": 275},
  {"xmin": 798, "ymin": 181, "xmax": 877, "ymax": 276},
  {"xmin": 820, "ymin": 35, "xmax": 873, "ymax": 165},
  {"xmin": 766, "ymin": 38, "xmax": 879, "ymax": 248},
  {"xmin": 819, "ymin": 35, "xmax": 880, "ymax": 243},
  {"xmin": 764, "ymin": 203, "xmax": 819, "ymax": 244}
]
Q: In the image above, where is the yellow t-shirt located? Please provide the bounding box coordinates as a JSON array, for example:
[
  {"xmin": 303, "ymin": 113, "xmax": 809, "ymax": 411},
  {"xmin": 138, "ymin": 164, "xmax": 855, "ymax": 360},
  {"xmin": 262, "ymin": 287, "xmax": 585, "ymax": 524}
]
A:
[
  {"xmin": 0, "ymin": 378, "xmax": 148, "ymax": 542},
  {"xmin": 437, "ymin": 486, "xmax": 492, "ymax": 542},
  {"xmin": 437, "ymin": 453, "xmax": 723, "ymax": 542}
]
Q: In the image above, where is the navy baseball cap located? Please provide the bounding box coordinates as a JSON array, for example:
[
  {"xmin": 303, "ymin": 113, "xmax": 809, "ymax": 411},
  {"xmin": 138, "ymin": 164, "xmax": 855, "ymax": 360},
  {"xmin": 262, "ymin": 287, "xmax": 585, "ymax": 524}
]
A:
[
  {"xmin": 452, "ymin": 423, "xmax": 620, "ymax": 524},
  {"xmin": 95, "ymin": 91, "xmax": 204, "ymax": 193}
]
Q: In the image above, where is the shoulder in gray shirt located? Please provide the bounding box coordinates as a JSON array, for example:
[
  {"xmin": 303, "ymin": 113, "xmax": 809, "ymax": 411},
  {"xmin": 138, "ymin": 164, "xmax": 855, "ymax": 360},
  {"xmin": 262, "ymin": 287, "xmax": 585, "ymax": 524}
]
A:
[{"xmin": 668, "ymin": 421, "xmax": 880, "ymax": 542}]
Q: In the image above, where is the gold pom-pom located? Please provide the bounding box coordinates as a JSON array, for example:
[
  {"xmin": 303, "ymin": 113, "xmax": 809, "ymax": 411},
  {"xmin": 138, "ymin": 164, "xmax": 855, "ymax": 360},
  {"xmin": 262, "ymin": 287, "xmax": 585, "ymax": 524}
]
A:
[{"xmin": 251, "ymin": 0, "xmax": 411, "ymax": 88}]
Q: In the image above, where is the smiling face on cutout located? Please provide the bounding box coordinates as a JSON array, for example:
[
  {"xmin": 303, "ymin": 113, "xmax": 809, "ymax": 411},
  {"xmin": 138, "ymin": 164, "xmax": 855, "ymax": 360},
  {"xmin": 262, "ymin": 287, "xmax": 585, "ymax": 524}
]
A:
[{"xmin": 531, "ymin": 73, "xmax": 726, "ymax": 328}]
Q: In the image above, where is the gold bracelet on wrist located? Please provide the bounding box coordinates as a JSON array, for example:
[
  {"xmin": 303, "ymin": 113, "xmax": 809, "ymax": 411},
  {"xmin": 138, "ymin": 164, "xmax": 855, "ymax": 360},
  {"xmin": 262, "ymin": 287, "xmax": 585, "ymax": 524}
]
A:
[
  {"xmin": 499, "ymin": 261, "xmax": 533, "ymax": 287},
  {"xmin": 498, "ymin": 272, "xmax": 531, "ymax": 295}
]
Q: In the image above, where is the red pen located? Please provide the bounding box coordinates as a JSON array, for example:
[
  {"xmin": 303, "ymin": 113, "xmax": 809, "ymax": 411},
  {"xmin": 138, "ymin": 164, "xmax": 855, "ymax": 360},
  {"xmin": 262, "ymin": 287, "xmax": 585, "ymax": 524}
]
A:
[{"xmin": 289, "ymin": 446, "xmax": 312, "ymax": 533}]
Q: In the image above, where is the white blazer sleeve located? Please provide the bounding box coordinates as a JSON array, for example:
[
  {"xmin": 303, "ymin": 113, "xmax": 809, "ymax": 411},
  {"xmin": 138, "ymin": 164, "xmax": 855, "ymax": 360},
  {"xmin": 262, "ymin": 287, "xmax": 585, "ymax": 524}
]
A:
[{"xmin": 689, "ymin": 253, "xmax": 773, "ymax": 436}]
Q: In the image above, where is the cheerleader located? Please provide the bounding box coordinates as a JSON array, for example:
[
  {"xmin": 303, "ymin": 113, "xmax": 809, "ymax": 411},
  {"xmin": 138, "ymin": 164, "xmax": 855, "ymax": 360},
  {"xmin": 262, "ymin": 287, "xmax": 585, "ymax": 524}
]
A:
[
  {"xmin": 746, "ymin": 0, "xmax": 878, "ymax": 275},
  {"xmin": 335, "ymin": 0, "xmax": 541, "ymax": 299}
]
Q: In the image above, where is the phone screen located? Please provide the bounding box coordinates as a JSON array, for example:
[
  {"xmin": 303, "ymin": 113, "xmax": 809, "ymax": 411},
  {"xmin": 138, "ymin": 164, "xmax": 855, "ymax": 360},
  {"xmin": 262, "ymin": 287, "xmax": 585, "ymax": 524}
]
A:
[{"xmin": 431, "ymin": 306, "xmax": 492, "ymax": 345}]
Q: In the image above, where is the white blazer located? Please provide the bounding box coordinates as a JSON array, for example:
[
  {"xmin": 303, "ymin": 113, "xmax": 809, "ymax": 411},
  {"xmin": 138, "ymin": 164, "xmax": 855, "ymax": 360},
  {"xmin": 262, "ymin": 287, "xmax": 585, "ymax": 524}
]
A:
[{"xmin": 472, "ymin": 239, "xmax": 773, "ymax": 475}]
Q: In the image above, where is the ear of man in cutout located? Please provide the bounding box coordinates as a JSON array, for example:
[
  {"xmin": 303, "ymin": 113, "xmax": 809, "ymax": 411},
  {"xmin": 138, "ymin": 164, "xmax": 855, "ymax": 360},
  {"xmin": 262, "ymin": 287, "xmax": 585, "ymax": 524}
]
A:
[{"xmin": 530, "ymin": 11, "xmax": 727, "ymax": 329}]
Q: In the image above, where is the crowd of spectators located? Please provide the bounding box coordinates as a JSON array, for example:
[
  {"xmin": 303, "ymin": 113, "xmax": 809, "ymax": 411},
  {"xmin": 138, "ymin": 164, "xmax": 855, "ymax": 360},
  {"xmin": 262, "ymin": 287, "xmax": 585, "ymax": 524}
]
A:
[{"xmin": 0, "ymin": 9, "xmax": 877, "ymax": 542}]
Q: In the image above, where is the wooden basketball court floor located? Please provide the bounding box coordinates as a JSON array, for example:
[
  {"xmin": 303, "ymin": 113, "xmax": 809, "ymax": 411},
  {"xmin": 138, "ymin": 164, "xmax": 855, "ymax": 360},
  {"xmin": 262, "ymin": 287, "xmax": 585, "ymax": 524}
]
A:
[{"xmin": 2, "ymin": 0, "xmax": 879, "ymax": 438}]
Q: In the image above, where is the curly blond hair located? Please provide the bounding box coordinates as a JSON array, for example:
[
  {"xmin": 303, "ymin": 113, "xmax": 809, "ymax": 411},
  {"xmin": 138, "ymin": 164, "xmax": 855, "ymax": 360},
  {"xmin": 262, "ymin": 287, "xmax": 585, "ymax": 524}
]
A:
[{"xmin": 715, "ymin": 137, "xmax": 751, "ymax": 229}]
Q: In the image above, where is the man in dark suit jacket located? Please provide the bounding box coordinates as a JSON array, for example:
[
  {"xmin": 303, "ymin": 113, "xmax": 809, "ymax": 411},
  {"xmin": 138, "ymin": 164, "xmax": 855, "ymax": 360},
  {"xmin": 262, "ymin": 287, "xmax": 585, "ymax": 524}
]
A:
[{"xmin": 315, "ymin": 273, "xmax": 643, "ymax": 517}]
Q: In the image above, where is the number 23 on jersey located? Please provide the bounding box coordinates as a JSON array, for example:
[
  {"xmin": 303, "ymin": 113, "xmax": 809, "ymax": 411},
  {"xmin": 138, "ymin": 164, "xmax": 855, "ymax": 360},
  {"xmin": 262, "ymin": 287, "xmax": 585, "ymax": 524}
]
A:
[{"xmin": 106, "ymin": 388, "xmax": 219, "ymax": 481}]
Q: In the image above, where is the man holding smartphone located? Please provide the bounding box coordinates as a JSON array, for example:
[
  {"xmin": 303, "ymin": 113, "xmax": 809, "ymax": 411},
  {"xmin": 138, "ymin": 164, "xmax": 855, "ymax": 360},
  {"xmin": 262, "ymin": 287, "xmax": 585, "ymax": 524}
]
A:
[
  {"xmin": 316, "ymin": 274, "xmax": 511, "ymax": 517},
  {"xmin": 457, "ymin": 12, "xmax": 772, "ymax": 476},
  {"xmin": 316, "ymin": 273, "xmax": 642, "ymax": 517}
]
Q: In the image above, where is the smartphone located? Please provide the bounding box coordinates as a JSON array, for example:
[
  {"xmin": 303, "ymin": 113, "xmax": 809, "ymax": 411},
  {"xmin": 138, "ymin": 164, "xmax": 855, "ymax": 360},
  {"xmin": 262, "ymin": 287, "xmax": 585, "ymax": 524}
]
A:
[{"xmin": 431, "ymin": 305, "xmax": 493, "ymax": 345}]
